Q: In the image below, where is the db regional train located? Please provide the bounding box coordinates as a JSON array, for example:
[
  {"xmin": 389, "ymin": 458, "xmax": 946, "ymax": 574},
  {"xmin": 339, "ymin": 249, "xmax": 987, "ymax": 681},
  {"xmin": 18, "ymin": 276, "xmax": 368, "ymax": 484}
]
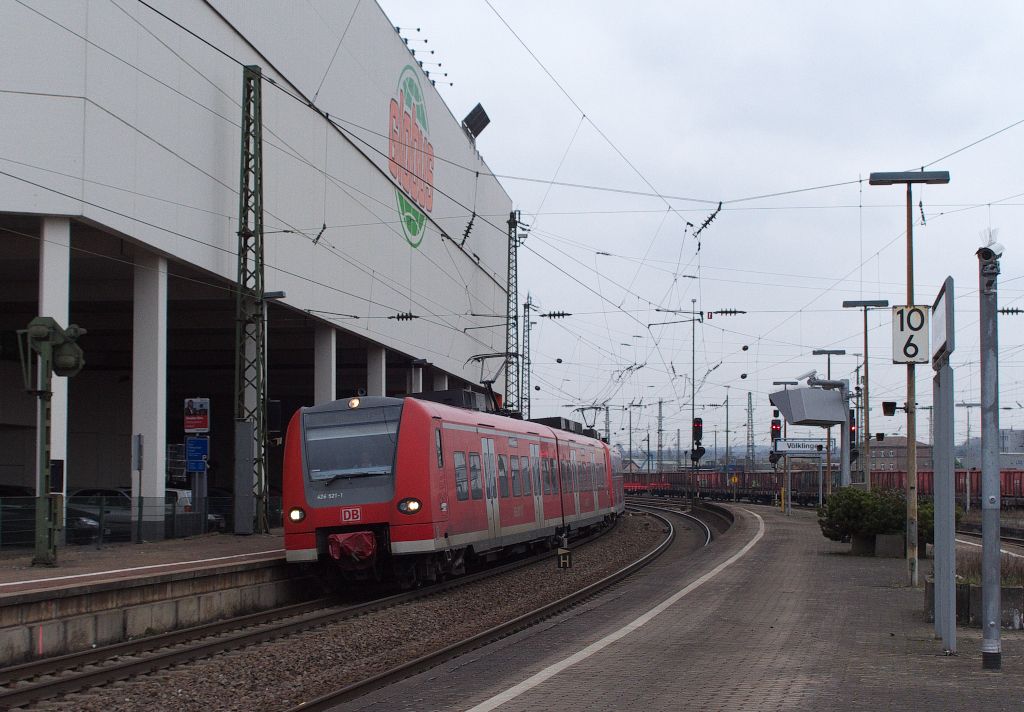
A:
[
  {"xmin": 626, "ymin": 468, "xmax": 1024, "ymax": 508},
  {"xmin": 283, "ymin": 394, "xmax": 624, "ymax": 586}
]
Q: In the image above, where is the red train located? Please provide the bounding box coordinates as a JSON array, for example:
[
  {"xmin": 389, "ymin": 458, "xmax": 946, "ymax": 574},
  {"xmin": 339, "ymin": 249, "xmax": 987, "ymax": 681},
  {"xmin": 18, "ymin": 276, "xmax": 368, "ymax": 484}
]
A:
[
  {"xmin": 283, "ymin": 396, "xmax": 624, "ymax": 586},
  {"xmin": 625, "ymin": 468, "xmax": 1024, "ymax": 508}
]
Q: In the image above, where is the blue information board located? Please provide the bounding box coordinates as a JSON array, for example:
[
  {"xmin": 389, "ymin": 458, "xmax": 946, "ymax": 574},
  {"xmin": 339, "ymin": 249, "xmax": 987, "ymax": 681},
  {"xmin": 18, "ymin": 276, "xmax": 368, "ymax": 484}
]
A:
[
  {"xmin": 186, "ymin": 436, "xmax": 209, "ymax": 473},
  {"xmin": 186, "ymin": 436, "xmax": 209, "ymax": 460}
]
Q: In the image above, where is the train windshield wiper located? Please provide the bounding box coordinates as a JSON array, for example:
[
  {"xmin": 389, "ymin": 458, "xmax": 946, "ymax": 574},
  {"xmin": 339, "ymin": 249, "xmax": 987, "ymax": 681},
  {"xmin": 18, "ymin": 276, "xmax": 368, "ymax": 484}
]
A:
[{"xmin": 319, "ymin": 468, "xmax": 390, "ymax": 484}]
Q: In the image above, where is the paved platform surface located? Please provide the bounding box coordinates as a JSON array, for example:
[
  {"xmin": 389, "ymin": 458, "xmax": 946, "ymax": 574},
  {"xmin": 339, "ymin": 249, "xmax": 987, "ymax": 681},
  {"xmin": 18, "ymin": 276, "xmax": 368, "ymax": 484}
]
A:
[
  {"xmin": 0, "ymin": 530, "xmax": 284, "ymax": 595},
  {"xmin": 328, "ymin": 504, "xmax": 1024, "ymax": 712}
]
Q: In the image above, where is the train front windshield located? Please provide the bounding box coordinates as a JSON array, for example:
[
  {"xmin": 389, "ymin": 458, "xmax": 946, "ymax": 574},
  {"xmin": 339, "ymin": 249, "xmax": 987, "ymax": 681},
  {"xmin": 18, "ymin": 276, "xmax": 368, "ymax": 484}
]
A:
[{"xmin": 303, "ymin": 405, "xmax": 402, "ymax": 482}]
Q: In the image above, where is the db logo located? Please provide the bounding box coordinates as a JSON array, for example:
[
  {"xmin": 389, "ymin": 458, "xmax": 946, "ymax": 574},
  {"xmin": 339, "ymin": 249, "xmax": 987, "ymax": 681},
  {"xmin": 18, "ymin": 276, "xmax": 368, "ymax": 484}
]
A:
[{"xmin": 340, "ymin": 507, "xmax": 361, "ymax": 523}]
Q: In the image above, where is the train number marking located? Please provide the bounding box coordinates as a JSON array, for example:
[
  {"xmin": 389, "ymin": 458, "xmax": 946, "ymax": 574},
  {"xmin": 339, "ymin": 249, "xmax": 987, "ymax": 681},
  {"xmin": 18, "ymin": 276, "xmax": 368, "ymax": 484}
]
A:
[{"xmin": 340, "ymin": 507, "xmax": 361, "ymax": 523}]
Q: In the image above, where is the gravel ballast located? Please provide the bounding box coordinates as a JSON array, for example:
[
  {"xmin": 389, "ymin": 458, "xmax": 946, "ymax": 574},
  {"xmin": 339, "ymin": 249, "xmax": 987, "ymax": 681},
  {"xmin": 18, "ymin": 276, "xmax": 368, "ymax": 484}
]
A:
[{"xmin": 36, "ymin": 513, "xmax": 680, "ymax": 712}]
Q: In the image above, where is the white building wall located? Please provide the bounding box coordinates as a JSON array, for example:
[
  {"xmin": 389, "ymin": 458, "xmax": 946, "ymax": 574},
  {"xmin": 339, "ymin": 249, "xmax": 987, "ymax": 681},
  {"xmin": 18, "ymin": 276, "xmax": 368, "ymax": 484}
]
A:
[{"xmin": 0, "ymin": 0, "xmax": 511, "ymax": 390}]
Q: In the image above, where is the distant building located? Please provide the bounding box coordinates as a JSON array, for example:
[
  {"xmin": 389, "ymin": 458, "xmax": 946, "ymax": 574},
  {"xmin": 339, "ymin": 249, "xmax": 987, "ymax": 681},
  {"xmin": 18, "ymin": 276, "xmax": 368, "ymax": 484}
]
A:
[{"xmin": 869, "ymin": 435, "xmax": 932, "ymax": 472}]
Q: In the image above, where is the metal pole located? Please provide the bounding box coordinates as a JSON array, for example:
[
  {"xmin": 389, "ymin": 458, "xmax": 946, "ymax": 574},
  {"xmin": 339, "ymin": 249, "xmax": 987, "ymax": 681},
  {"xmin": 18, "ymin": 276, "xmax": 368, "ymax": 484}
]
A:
[
  {"xmin": 657, "ymin": 400, "xmax": 663, "ymax": 474},
  {"xmin": 784, "ymin": 418, "xmax": 790, "ymax": 515},
  {"xmin": 826, "ymin": 354, "xmax": 832, "ymax": 494},
  {"xmin": 906, "ymin": 182, "xmax": 918, "ymax": 587},
  {"xmin": 863, "ymin": 307, "xmax": 872, "ymax": 491},
  {"xmin": 934, "ymin": 352, "xmax": 956, "ymax": 652},
  {"xmin": 691, "ymin": 299, "xmax": 696, "ymax": 502},
  {"xmin": 979, "ymin": 246, "xmax": 1002, "ymax": 669},
  {"xmin": 628, "ymin": 407, "xmax": 633, "ymax": 476},
  {"xmin": 725, "ymin": 388, "xmax": 730, "ymax": 489}
]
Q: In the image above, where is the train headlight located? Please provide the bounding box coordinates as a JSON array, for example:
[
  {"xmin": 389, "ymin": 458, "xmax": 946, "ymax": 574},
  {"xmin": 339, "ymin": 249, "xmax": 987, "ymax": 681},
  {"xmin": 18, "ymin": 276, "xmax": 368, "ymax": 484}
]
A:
[
  {"xmin": 348, "ymin": 398, "xmax": 360, "ymax": 409},
  {"xmin": 397, "ymin": 498, "xmax": 422, "ymax": 515},
  {"xmin": 288, "ymin": 507, "xmax": 306, "ymax": 523}
]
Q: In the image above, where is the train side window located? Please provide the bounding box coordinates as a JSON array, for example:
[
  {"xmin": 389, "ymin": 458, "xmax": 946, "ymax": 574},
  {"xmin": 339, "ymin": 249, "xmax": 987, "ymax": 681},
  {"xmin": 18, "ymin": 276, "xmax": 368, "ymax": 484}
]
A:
[
  {"xmin": 498, "ymin": 455, "xmax": 510, "ymax": 498},
  {"xmin": 435, "ymin": 429, "xmax": 444, "ymax": 469},
  {"xmin": 550, "ymin": 458, "xmax": 558, "ymax": 492},
  {"xmin": 585, "ymin": 462, "xmax": 592, "ymax": 491},
  {"xmin": 599, "ymin": 463, "xmax": 606, "ymax": 490},
  {"xmin": 454, "ymin": 451, "xmax": 469, "ymax": 501},
  {"xmin": 522, "ymin": 455, "xmax": 532, "ymax": 496},
  {"xmin": 510, "ymin": 455, "xmax": 522, "ymax": 497},
  {"xmin": 542, "ymin": 458, "xmax": 551, "ymax": 495},
  {"xmin": 469, "ymin": 453, "xmax": 483, "ymax": 500}
]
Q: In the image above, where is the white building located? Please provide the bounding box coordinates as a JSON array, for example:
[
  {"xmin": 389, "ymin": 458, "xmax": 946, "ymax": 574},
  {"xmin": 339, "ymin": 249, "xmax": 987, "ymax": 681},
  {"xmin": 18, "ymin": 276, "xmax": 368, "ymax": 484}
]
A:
[{"xmin": 0, "ymin": 1, "xmax": 512, "ymax": 532}]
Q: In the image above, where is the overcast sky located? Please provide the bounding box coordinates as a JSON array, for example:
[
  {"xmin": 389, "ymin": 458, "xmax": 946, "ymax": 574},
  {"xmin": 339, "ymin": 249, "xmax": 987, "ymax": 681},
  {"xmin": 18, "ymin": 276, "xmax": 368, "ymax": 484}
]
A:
[{"xmin": 377, "ymin": 0, "xmax": 1024, "ymax": 455}]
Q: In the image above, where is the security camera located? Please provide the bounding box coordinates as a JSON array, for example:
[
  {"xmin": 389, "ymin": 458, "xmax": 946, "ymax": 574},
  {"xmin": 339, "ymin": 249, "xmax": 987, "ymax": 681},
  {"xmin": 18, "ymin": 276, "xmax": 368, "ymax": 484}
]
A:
[
  {"xmin": 796, "ymin": 369, "xmax": 816, "ymax": 381},
  {"xmin": 979, "ymin": 243, "xmax": 1004, "ymax": 261}
]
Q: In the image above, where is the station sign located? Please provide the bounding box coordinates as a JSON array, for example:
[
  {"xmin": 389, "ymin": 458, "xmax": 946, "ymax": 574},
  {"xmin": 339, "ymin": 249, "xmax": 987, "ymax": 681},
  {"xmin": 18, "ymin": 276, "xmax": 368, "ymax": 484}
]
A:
[
  {"xmin": 186, "ymin": 436, "xmax": 209, "ymax": 473},
  {"xmin": 184, "ymin": 397, "xmax": 210, "ymax": 433},
  {"xmin": 773, "ymin": 439, "xmax": 834, "ymax": 454},
  {"xmin": 893, "ymin": 305, "xmax": 929, "ymax": 364}
]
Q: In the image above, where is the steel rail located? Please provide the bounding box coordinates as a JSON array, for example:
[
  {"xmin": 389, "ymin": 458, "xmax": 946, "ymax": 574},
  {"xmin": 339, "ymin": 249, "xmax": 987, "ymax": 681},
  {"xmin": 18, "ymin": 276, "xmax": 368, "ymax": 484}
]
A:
[
  {"xmin": 283, "ymin": 508, "xmax": 678, "ymax": 712},
  {"xmin": 0, "ymin": 521, "xmax": 617, "ymax": 709}
]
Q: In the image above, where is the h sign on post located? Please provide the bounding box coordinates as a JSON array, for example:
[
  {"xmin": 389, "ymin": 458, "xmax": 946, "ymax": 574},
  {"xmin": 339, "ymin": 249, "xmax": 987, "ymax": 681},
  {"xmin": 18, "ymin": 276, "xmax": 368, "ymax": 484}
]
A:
[{"xmin": 893, "ymin": 305, "xmax": 929, "ymax": 364}]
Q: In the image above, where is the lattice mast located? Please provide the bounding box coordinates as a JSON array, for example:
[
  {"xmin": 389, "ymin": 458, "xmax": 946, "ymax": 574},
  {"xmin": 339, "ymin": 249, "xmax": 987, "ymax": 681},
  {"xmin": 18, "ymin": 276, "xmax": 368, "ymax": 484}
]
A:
[
  {"xmin": 745, "ymin": 391, "xmax": 755, "ymax": 471},
  {"xmin": 657, "ymin": 400, "xmax": 663, "ymax": 473},
  {"xmin": 504, "ymin": 211, "xmax": 523, "ymax": 412},
  {"xmin": 521, "ymin": 294, "xmax": 533, "ymax": 419},
  {"xmin": 234, "ymin": 65, "xmax": 268, "ymax": 534}
]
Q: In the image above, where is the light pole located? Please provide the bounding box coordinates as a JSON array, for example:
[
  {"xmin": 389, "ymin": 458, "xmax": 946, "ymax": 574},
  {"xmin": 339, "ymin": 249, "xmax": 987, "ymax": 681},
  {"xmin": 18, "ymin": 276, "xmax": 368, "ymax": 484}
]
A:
[
  {"xmin": 774, "ymin": 380, "xmax": 798, "ymax": 514},
  {"xmin": 842, "ymin": 300, "xmax": 889, "ymax": 491},
  {"xmin": 869, "ymin": 170, "xmax": 949, "ymax": 588},
  {"xmin": 957, "ymin": 402, "xmax": 981, "ymax": 511},
  {"xmin": 813, "ymin": 349, "xmax": 846, "ymax": 496}
]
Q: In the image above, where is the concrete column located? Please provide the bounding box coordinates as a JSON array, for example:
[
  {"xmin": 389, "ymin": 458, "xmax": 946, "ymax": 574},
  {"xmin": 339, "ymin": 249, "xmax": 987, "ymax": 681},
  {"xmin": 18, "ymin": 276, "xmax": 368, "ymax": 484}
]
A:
[
  {"xmin": 38, "ymin": 217, "xmax": 70, "ymax": 497},
  {"xmin": 410, "ymin": 366, "xmax": 423, "ymax": 393},
  {"xmin": 367, "ymin": 346, "xmax": 386, "ymax": 397},
  {"xmin": 432, "ymin": 372, "xmax": 448, "ymax": 392},
  {"xmin": 132, "ymin": 250, "xmax": 167, "ymax": 540},
  {"xmin": 314, "ymin": 324, "xmax": 336, "ymax": 405}
]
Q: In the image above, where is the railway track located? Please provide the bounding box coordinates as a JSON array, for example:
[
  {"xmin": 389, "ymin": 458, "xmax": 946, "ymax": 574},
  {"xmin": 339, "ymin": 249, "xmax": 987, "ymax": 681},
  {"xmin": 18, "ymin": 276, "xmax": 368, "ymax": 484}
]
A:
[
  {"xmin": 280, "ymin": 506, "xmax": 687, "ymax": 712},
  {"xmin": 0, "ymin": 522, "xmax": 618, "ymax": 710}
]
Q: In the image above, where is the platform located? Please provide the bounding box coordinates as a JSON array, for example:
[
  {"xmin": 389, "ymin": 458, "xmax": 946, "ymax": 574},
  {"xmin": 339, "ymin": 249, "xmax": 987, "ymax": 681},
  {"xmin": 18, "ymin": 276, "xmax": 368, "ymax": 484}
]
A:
[
  {"xmin": 0, "ymin": 530, "xmax": 285, "ymax": 595},
  {"xmin": 0, "ymin": 530, "xmax": 298, "ymax": 665},
  {"xmin": 327, "ymin": 504, "xmax": 1024, "ymax": 711}
]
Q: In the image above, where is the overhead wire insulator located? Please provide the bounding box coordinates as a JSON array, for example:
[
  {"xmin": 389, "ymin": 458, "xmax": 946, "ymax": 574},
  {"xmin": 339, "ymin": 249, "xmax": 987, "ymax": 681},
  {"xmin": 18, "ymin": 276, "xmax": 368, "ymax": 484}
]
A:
[
  {"xmin": 389, "ymin": 311, "xmax": 419, "ymax": 321},
  {"xmin": 999, "ymin": 307, "xmax": 1022, "ymax": 315},
  {"xmin": 540, "ymin": 311, "xmax": 571, "ymax": 319}
]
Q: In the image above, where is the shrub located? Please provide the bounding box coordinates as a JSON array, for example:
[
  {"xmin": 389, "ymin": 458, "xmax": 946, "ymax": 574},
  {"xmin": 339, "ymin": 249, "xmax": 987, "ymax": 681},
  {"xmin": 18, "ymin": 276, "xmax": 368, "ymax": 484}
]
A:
[
  {"xmin": 817, "ymin": 487, "xmax": 906, "ymax": 542},
  {"xmin": 917, "ymin": 501, "xmax": 964, "ymax": 546}
]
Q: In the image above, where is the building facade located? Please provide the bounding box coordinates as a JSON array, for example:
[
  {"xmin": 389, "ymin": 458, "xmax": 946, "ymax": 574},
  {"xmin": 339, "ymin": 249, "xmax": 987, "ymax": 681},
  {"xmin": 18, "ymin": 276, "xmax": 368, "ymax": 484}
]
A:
[{"xmin": 0, "ymin": 1, "xmax": 513, "ymax": 532}]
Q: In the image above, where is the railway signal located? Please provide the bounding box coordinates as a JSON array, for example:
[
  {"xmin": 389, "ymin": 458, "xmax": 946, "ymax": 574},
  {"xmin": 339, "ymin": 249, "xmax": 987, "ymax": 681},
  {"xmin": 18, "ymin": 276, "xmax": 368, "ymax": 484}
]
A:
[
  {"xmin": 771, "ymin": 419, "xmax": 781, "ymax": 441},
  {"xmin": 692, "ymin": 417, "xmax": 703, "ymax": 443},
  {"xmin": 690, "ymin": 445, "xmax": 706, "ymax": 462}
]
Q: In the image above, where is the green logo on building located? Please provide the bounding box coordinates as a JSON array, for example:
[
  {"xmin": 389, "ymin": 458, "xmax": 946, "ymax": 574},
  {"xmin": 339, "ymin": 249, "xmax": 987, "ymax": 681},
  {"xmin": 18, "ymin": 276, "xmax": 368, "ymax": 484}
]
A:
[{"xmin": 388, "ymin": 67, "xmax": 435, "ymax": 248}]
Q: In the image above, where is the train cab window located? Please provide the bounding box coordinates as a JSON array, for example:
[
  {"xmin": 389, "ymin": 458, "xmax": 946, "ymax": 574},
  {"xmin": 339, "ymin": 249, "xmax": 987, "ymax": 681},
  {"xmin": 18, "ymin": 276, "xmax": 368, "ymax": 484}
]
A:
[
  {"xmin": 522, "ymin": 456, "xmax": 532, "ymax": 496},
  {"xmin": 469, "ymin": 453, "xmax": 483, "ymax": 500},
  {"xmin": 542, "ymin": 458, "xmax": 551, "ymax": 495},
  {"xmin": 454, "ymin": 451, "xmax": 469, "ymax": 501},
  {"xmin": 435, "ymin": 429, "xmax": 444, "ymax": 469},
  {"xmin": 498, "ymin": 455, "xmax": 510, "ymax": 498},
  {"xmin": 510, "ymin": 456, "xmax": 522, "ymax": 497}
]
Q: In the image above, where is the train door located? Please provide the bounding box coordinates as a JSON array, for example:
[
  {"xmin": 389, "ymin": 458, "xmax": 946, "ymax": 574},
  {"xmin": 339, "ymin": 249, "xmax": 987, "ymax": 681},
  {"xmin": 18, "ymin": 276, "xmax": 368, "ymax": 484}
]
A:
[
  {"xmin": 482, "ymin": 437, "xmax": 501, "ymax": 543},
  {"xmin": 531, "ymin": 443, "xmax": 544, "ymax": 526},
  {"xmin": 570, "ymin": 450, "xmax": 581, "ymax": 518},
  {"xmin": 434, "ymin": 426, "xmax": 448, "ymax": 522}
]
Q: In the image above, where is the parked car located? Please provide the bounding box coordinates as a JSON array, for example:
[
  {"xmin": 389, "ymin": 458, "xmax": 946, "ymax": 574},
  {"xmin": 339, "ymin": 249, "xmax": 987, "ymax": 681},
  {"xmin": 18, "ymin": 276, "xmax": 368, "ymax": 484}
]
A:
[
  {"xmin": 67, "ymin": 488, "xmax": 134, "ymax": 542},
  {"xmin": 165, "ymin": 488, "xmax": 226, "ymax": 532},
  {"xmin": 1, "ymin": 485, "xmax": 100, "ymax": 546}
]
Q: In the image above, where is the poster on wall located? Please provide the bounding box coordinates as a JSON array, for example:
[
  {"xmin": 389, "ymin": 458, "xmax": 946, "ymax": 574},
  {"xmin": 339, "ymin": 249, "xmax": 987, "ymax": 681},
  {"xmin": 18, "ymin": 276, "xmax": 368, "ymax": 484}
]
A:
[{"xmin": 184, "ymin": 397, "xmax": 210, "ymax": 433}]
